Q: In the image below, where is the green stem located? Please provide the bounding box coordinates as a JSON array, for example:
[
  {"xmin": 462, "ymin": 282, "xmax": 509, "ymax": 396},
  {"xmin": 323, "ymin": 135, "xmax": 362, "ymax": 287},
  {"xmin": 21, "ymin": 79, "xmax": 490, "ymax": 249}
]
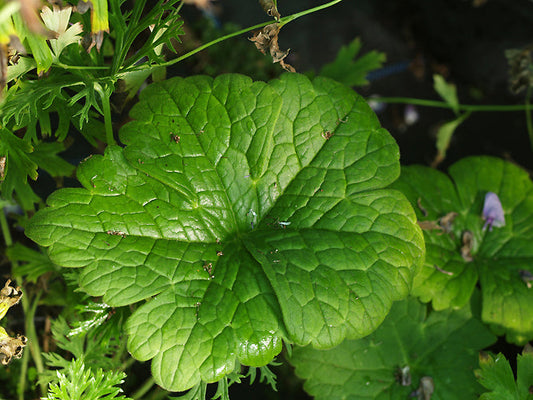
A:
[
  {"xmin": 56, "ymin": 62, "xmax": 109, "ymax": 70},
  {"xmin": 526, "ymin": 86, "xmax": 533, "ymax": 152},
  {"xmin": 22, "ymin": 290, "xmax": 47, "ymax": 396},
  {"xmin": 17, "ymin": 341, "xmax": 29, "ymax": 400},
  {"xmin": 0, "ymin": 210, "xmax": 11, "ymax": 247},
  {"xmin": 131, "ymin": 377, "xmax": 155, "ymax": 399},
  {"xmin": 371, "ymin": 97, "xmax": 532, "ymax": 112},
  {"xmin": 94, "ymin": 83, "xmax": 116, "ymax": 145},
  {"xmin": 278, "ymin": 0, "xmax": 344, "ymax": 26},
  {"xmin": 121, "ymin": 0, "xmax": 344, "ymax": 74},
  {"xmin": 1, "ymin": 213, "xmax": 47, "ymax": 396}
]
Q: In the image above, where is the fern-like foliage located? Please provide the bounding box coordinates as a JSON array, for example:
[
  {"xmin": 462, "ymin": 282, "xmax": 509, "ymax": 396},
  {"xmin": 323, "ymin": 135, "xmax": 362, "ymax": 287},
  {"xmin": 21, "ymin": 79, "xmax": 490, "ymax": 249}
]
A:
[{"xmin": 42, "ymin": 358, "xmax": 131, "ymax": 400}]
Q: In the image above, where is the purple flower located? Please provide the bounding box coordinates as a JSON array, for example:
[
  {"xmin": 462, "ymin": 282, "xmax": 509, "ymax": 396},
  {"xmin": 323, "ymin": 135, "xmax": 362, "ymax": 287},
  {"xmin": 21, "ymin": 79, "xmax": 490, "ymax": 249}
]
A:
[{"xmin": 482, "ymin": 192, "xmax": 505, "ymax": 231}]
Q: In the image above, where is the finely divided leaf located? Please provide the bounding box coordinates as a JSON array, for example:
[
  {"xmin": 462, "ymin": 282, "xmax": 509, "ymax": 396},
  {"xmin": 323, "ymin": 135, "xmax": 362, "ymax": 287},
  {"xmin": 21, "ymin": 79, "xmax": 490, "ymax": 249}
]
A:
[
  {"xmin": 476, "ymin": 352, "xmax": 533, "ymax": 400},
  {"xmin": 27, "ymin": 73, "xmax": 424, "ymax": 391},
  {"xmin": 290, "ymin": 297, "xmax": 496, "ymax": 400},
  {"xmin": 0, "ymin": 128, "xmax": 40, "ymax": 210},
  {"xmin": 393, "ymin": 157, "xmax": 533, "ymax": 344}
]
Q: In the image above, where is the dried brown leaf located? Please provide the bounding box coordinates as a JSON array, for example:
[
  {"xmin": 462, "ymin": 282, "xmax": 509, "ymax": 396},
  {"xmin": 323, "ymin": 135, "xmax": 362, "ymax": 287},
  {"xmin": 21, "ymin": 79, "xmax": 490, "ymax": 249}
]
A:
[
  {"xmin": 0, "ymin": 280, "xmax": 23, "ymax": 313},
  {"xmin": 259, "ymin": 0, "xmax": 281, "ymax": 21},
  {"xmin": 249, "ymin": 23, "xmax": 295, "ymax": 72},
  {"xmin": 439, "ymin": 211, "xmax": 458, "ymax": 233},
  {"xmin": 0, "ymin": 332, "xmax": 27, "ymax": 365},
  {"xmin": 461, "ymin": 230, "xmax": 474, "ymax": 262},
  {"xmin": 417, "ymin": 220, "xmax": 443, "ymax": 232},
  {"xmin": 0, "ymin": 156, "xmax": 5, "ymax": 180}
]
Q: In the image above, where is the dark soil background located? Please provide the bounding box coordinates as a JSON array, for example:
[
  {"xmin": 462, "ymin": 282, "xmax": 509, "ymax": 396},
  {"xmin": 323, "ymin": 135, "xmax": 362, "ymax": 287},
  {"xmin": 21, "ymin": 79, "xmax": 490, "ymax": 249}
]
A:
[
  {"xmin": 203, "ymin": 0, "xmax": 533, "ymax": 173},
  {"xmin": 175, "ymin": 0, "xmax": 533, "ymax": 398}
]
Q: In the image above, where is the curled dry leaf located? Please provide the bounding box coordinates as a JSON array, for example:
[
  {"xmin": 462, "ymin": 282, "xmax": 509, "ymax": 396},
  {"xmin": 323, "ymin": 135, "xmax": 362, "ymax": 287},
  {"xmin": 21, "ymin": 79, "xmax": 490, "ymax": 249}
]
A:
[
  {"xmin": 259, "ymin": 0, "xmax": 281, "ymax": 20},
  {"xmin": 0, "ymin": 280, "xmax": 23, "ymax": 320},
  {"xmin": 0, "ymin": 328, "xmax": 27, "ymax": 365},
  {"xmin": 0, "ymin": 156, "xmax": 5, "ymax": 179},
  {"xmin": 461, "ymin": 230, "xmax": 474, "ymax": 262},
  {"xmin": 396, "ymin": 365, "xmax": 411, "ymax": 386},
  {"xmin": 439, "ymin": 211, "xmax": 458, "ymax": 233},
  {"xmin": 417, "ymin": 220, "xmax": 443, "ymax": 233},
  {"xmin": 249, "ymin": 23, "xmax": 295, "ymax": 72},
  {"xmin": 0, "ymin": 280, "xmax": 26, "ymax": 365},
  {"xmin": 417, "ymin": 376, "xmax": 435, "ymax": 400},
  {"xmin": 80, "ymin": 0, "xmax": 109, "ymax": 52}
]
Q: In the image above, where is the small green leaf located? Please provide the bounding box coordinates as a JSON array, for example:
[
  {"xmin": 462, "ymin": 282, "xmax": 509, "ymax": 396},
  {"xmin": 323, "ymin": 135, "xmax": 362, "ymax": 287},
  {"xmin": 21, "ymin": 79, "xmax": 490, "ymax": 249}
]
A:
[
  {"xmin": 476, "ymin": 352, "xmax": 533, "ymax": 400},
  {"xmin": 27, "ymin": 73, "xmax": 424, "ymax": 391},
  {"xmin": 8, "ymin": 243, "xmax": 59, "ymax": 283},
  {"xmin": 433, "ymin": 111, "xmax": 470, "ymax": 166},
  {"xmin": 320, "ymin": 38, "xmax": 386, "ymax": 87},
  {"xmin": 30, "ymin": 141, "xmax": 75, "ymax": 178},
  {"xmin": 433, "ymin": 74, "xmax": 460, "ymax": 115},
  {"xmin": 393, "ymin": 156, "xmax": 533, "ymax": 344},
  {"xmin": 290, "ymin": 297, "xmax": 496, "ymax": 400}
]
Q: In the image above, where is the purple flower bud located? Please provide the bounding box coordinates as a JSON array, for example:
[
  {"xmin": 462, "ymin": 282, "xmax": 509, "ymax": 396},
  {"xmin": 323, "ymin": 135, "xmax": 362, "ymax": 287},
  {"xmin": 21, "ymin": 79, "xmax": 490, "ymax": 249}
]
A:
[{"xmin": 482, "ymin": 192, "xmax": 505, "ymax": 231}]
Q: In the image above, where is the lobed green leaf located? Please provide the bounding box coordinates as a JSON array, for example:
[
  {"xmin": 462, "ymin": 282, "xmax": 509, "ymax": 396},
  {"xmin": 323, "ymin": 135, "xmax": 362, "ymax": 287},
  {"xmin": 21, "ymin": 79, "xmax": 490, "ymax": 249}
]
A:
[
  {"xmin": 393, "ymin": 157, "xmax": 533, "ymax": 344},
  {"xmin": 290, "ymin": 296, "xmax": 496, "ymax": 400},
  {"xmin": 27, "ymin": 73, "xmax": 424, "ymax": 391}
]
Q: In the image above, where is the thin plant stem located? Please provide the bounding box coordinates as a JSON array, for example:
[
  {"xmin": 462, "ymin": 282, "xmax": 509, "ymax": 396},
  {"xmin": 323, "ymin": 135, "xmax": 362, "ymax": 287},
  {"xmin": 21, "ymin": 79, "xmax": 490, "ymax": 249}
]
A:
[
  {"xmin": 131, "ymin": 377, "xmax": 155, "ymax": 399},
  {"xmin": 122, "ymin": 0, "xmax": 344, "ymax": 74},
  {"xmin": 372, "ymin": 97, "xmax": 532, "ymax": 112},
  {"xmin": 21, "ymin": 289, "xmax": 47, "ymax": 396},
  {"xmin": 526, "ymin": 86, "xmax": 533, "ymax": 152},
  {"xmin": 0, "ymin": 210, "xmax": 11, "ymax": 247},
  {"xmin": 17, "ymin": 343, "xmax": 29, "ymax": 400},
  {"xmin": 56, "ymin": 63, "xmax": 109, "ymax": 71},
  {"xmin": 94, "ymin": 83, "xmax": 116, "ymax": 145}
]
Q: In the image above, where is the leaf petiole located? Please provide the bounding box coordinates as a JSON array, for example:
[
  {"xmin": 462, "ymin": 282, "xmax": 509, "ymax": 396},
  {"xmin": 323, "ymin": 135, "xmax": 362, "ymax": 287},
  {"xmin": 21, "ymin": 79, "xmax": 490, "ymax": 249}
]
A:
[{"xmin": 370, "ymin": 96, "xmax": 533, "ymax": 112}]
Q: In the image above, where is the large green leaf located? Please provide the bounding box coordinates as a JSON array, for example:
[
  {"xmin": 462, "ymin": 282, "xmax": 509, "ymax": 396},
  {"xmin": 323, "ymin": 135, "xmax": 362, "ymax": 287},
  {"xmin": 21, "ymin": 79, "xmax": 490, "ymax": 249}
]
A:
[
  {"xmin": 392, "ymin": 157, "xmax": 533, "ymax": 344},
  {"xmin": 290, "ymin": 296, "xmax": 496, "ymax": 400},
  {"xmin": 26, "ymin": 73, "xmax": 424, "ymax": 391}
]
